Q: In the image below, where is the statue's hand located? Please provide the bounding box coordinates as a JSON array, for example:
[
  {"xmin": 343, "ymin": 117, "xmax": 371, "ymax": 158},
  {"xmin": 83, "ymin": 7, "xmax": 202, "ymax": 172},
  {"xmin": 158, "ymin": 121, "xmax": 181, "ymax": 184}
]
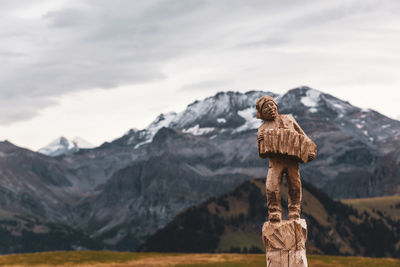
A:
[{"xmin": 308, "ymin": 152, "xmax": 316, "ymax": 161}]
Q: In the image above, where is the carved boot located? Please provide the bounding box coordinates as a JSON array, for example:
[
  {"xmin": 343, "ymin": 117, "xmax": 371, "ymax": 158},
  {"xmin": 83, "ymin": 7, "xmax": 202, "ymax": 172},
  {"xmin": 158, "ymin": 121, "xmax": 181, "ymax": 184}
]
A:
[
  {"xmin": 288, "ymin": 204, "xmax": 300, "ymax": 221},
  {"xmin": 269, "ymin": 212, "xmax": 281, "ymax": 223},
  {"xmin": 289, "ymin": 212, "xmax": 300, "ymax": 220}
]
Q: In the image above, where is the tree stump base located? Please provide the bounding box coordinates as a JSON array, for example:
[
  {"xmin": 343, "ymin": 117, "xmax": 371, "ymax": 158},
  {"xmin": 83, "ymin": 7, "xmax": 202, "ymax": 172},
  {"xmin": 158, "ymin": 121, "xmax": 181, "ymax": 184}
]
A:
[{"xmin": 262, "ymin": 219, "xmax": 308, "ymax": 267}]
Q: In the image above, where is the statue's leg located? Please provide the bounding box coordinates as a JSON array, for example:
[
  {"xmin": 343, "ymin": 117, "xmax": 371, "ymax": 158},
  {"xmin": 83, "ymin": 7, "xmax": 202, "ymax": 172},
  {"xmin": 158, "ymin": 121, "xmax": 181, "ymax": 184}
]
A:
[
  {"xmin": 287, "ymin": 161, "xmax": 301, "ymax": 220},
  {"xmin": 266, "ymin": 161, "xmax": 283, "ymax": 222}
]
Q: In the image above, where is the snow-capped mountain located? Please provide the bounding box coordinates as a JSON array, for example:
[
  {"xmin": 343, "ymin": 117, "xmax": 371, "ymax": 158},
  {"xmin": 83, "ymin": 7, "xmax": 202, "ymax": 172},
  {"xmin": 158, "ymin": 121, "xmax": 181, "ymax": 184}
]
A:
[
  {"xmin": 121, "ymin": 86, "xmax": 399, "ymax": 151},
  {"xmin": 38, "ymin": 136, "xmax": 94, "ymax": 157},
  {"xmin": 122, "ymin": 91, "xmax": 278, "ymax": 148}
]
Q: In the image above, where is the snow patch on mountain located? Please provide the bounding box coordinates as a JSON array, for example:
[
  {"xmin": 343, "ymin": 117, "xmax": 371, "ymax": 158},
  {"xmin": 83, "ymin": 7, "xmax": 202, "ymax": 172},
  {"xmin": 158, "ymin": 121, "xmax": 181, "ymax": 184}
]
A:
[
  {"xmin": 301, "ymin": 89, "xmax": 321, "ymax": 107},
  {"xmin": 234, "ymin": 107, "xmax": 261, "ymax": 133},
  {"xmin": 183, "ymin": 125, "xmax": 215, "ymax": 135},
  {"xmin": 217, "ymin": 118, "xmax": 226, "ymax": 124}
]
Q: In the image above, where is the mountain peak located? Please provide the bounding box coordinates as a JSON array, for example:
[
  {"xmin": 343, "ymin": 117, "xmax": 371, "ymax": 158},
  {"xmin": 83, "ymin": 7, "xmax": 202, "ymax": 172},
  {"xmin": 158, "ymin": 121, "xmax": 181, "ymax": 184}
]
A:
[
  {"xmin": 38, "ymin": 136, "xmax": 94, "ymax": 157},
  {"xmin": 279, "ymin": 86, "xmax": 357, "ymax": 117}
]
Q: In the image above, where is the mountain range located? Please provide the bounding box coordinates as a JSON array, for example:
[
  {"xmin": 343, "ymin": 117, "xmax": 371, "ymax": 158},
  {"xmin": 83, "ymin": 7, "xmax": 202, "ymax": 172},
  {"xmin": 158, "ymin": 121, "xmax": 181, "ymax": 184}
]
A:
[{"xmin": 0, "ymin": 86, "xmax": 399, "ymax": 252}]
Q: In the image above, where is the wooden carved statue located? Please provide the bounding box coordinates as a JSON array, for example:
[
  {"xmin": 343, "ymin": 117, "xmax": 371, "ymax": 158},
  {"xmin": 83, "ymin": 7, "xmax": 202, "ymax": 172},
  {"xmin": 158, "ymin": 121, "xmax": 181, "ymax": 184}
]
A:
[
  {"xmin": 256, "ymin": 95, "xmax": 316, "ymax": 222},
  {"xmin": 257, "ymin": 95, "xmax": 316, "ymax": 266}
]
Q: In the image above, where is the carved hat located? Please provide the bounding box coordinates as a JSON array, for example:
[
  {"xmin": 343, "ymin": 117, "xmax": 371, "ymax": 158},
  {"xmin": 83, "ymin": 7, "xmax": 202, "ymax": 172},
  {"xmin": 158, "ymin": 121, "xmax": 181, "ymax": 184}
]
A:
[{"xmin": 256, "ymin": 95, "xmax": 278, "ymax": 119}]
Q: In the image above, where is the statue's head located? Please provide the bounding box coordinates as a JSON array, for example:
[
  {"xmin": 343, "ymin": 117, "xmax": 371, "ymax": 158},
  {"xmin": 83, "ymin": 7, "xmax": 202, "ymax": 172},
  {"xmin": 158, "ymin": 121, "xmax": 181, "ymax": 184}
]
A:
[{"xmin": 256, "ymin": 95, "xmax": 278, "ymax": 121}]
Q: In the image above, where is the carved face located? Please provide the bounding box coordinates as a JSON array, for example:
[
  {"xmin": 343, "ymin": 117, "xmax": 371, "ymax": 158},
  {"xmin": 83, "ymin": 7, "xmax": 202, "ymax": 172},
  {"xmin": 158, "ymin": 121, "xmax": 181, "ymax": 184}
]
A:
[{"xmin": 262, "ymin": 100, "xmax": 278, "ymax": 120}]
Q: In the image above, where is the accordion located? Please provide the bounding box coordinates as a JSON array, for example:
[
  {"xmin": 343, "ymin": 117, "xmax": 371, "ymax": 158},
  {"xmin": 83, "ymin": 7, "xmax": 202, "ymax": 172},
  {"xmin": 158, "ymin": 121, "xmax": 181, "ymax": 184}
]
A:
[{"xmin": 258, "ymin": 129, "xmax": 317, "ymax": 163}]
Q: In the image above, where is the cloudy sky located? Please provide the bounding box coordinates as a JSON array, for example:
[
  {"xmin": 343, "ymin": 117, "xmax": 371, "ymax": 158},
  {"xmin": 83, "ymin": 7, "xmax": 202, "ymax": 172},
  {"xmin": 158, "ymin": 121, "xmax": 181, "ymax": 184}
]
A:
[{"xmin": 0, "ymin": 0, "xmax": 399, "ymax": 150}]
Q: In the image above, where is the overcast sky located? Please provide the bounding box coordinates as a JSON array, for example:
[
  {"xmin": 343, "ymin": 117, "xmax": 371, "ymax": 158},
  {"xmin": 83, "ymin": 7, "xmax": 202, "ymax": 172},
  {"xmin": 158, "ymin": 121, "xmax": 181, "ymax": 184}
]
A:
[{"xmin": 0, "ymin": 0, "xmax": 399, "ymax": 150}]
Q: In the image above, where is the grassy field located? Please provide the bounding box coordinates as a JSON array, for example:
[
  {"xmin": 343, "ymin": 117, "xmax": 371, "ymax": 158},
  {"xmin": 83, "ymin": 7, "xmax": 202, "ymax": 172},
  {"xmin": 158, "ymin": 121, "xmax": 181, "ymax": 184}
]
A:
[
  {"xmin": 342, "ymin": 195, "xmax": 400, "ymax": 221},
  {"xmin": 0, "ymin": 251, "xmax": 399, "ymax": 267}
]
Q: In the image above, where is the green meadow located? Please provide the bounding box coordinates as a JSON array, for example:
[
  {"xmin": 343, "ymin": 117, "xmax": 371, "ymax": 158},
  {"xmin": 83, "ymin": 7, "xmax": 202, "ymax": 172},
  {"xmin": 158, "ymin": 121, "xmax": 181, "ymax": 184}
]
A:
[{"xmin": 342, "ymin": 195, "xmax": 400, "ymax": 221}]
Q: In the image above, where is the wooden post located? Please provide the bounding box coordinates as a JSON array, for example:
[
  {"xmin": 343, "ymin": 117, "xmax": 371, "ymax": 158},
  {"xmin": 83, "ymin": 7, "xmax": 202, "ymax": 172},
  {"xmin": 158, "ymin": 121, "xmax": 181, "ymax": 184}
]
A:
[{"xmin": 262, "ymin": 219, "xmax": 308, "ymax": 267}]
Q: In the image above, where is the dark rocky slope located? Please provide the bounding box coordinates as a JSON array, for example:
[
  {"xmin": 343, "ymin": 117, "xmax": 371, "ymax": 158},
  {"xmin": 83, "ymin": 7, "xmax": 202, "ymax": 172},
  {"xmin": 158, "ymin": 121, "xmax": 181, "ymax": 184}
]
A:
[
  {"xmin": 0, "ymin": 210, "xmax": 102, "ymax": 253},
  {"xmin": 141, "ymin": 178, "xmax": 400, "ymax": 258}
]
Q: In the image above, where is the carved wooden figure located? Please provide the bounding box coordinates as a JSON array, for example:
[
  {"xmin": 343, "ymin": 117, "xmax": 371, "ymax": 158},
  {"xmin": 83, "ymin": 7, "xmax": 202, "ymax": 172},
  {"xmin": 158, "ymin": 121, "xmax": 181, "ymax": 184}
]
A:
[{"xmin": 256, "ymin": 95, "xmax": 317, "ymax": 267}]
